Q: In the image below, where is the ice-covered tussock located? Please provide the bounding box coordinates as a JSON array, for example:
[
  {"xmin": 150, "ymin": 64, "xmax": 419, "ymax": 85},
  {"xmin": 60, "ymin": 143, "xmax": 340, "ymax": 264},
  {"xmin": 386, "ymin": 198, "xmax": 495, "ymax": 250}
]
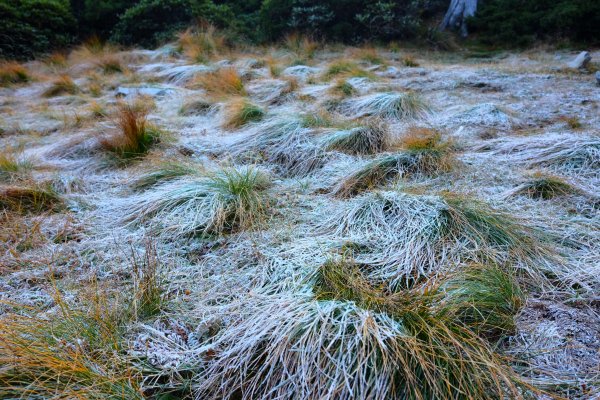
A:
[
  {"xmin": 282, "ymin": 65, "xmax": 320, "ymax": 80},
  {"xmin": 226, "ymin": 116, "xmax": 326, "ymax": 176},
  {"xmin": 315, "ymin": 190, "xmax": 554, "ymax": 288},
  {"xmin": 195, "ymin": 277, "xmax": 524, "ymax": 400},
  {"xmin": 484, "ymin": 134, "xmax": 600, "ymax": 178},
  {"xmin": 245, "ymin": 78, "xmax": 296, "ymax": 104},
  {"xmin": 448, "ymin": 103, "xmax": 520, "ymax": 129},
  {"xmin": 338, "ymin": 91, "xmax": 431, "ymax": 120},
  {"xmin": 115, "ymin": 166, "xmax": 272, "ymax": 238},
  {"xmin": 138, "ymin": 63, "xmax": 214, "ymax": 85}
]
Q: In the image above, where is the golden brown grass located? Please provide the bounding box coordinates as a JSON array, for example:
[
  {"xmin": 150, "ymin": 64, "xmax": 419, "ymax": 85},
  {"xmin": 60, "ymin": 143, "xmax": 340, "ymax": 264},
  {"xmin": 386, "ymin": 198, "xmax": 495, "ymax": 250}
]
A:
[
  {"xmin": 350, "ymin": 47, "xmax": 385, "ymax": 64},
  {"xmin": 0, "ymin": 288, "xmax": 143, "ymax": 399},
  {"xmin": 0, "ymin": 183, "xmax": 63, "ymax": 214},
  {"xmin": 192, "ymin": 68, "xmax": 246, "ymax": 98},
  {"xmin": 222, "ymin": 97, "xmax": 265, "ymax": 129},
  {"xmin": 0, "ymin": 61, "xmax": 30, "ymax": 86},
  {"xmin": 100, "ymin": 104, "xmax": 161, "ymax": 159},
  {"xmin": 177, "ymin": 25, "xmax": 227, "ymax": 63},
  {"xmin": 43, "ymin": 75, "xmax": 79, "ymax": 97}
]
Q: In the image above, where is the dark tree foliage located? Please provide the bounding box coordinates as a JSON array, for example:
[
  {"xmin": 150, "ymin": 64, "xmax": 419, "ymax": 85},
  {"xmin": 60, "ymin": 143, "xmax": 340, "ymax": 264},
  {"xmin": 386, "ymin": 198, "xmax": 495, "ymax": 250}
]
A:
[
  {"xmin": 0, "ymin": 0, "xmax": 76, "ymax": 60},
  {"xmin": 469, "ymin": 0, "xmax": 600, "ymax": 47}
]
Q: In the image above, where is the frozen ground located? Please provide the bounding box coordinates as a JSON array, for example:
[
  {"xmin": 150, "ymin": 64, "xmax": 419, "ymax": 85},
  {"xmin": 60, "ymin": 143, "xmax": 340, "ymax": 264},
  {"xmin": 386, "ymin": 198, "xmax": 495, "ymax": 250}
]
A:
[{"xmin": 0, "ymin": 46, "xmax": 599, "ymax": 399}]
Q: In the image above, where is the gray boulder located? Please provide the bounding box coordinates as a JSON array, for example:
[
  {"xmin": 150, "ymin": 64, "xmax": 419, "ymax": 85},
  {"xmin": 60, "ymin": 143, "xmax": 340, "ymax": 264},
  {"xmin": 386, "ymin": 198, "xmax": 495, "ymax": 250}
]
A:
[{"xmin": 567, "ymin": 51, "xmax": 591, "ymax": 69}]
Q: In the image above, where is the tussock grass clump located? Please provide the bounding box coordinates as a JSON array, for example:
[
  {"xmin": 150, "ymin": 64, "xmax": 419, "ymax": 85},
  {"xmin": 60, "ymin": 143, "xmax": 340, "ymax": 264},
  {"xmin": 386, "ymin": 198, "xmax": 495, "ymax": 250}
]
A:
[
  {"xmin": 508, "ymin": 172, "xmax": 580, "ymax": 200},
  {"xmin": 125, "ymin": 167, "xmax": 271, "ymax": 237},
  {"xmin": 177, "ymin": 25, "xmax": 227, "ymax": 62},
  {"xmin": 339, "ymin": 91, "xmax": 430, "ymax": 120},
  {"xmin": 320, "ymin": 191, "xmax": 550, "ymax": 287},
  {"xmin": 334, "ymin": 128, "xmax": 453, "ymax": 197},
  {"xmin": 179, "ymin": 98, "xmax": 213, "ymax": 116},
  {"xmin": 198, "ymin": 262, "xmax": 528, "ymax": 400},
  {"xmin": 0, "ymin": 291, "xmax": 143, "ymax": 399},
  {"xmin": 0, "ymin": 183, "xmax": 63, "ymax": 214},
  {"xmin": 193, "ymin": 68, "xmax": 246, "ymax": 98},
  {"xmin": 43, "ymin": 75, "xmax": 80, "ymax": 97},
  {"xmin": 322, "ymin": 119, "xmax": 390, "ymax": 155},
  {"xmin": 403, "ymin": 55, "xmax": 420, "ymax": 67},
  {"xmin": 492, "ymin": 135, "xmax": 599, "ymax": 177},
  {"xmin": 222, "ymin": 98, "xmax": 265, "ymax": 129},
  {"xmin": 351, "ymin": 47, "xmax": 385, "ymax": 64},
  {"xmin": 0, "ymin": 61, "xmax": 30, "ymax": 86},
  {"xmin": 0, "ymin": 152, "xmax": 33, "ymax": 182},
  {"xmin": 132, "ymin": 160, "xmax": 200, "ymax": 191},
  {"xmin": 95, "ymin": 54, "xmax": 124, "ymax": 74},
  {"xmin": 130, "ymin": 240, "xmax": 165, "ymax": 320},
  {"xmin": 443, "ymin": 264, "xmax": 524, "ymax": 339},
  {"xmin": 329, "ymin": 78, "xmax": 357, "ymax": 97},
  {"xmin": 230, "ymin": 117, "xmax": 325, "ymax": 176},
  {"xmin": 323, "ymin": 60, "xmax": 372, "ymax": 80},
  {"xmin": 283, "ymin": 33, "xmax": 319, "ymax": 60},
  {"xmin": 100, "ymin": 104, "xmax": 161, "ymax": 159}
]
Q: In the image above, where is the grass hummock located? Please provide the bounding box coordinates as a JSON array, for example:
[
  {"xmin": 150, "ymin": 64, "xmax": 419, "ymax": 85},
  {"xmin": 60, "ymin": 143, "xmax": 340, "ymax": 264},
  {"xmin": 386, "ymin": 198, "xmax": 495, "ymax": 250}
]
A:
[
  {"xmin": 43, "ymin": 75, "xmax": 80, "ymax": 97},
  {"xmin": 100, "ymin": 104, "xmax": 161, "ymax": 160},
  {"xmin": 322, "ymin": 119, "xmax": 390, "ymax": 155},
  {"xmin": 124, "ymin": 166, "xmax": 271, "ymax": 237},
  {"xmin": 222, "ymin": 98, "xmax": 265, "ymax": 129},
  {"xmin": 193, "ymin": 68, "xmax": 246, "ymax": 98},
  {"xmin": 0, "ymin": 183, "xmax": 63, "ymax": 214},
  {"xmin": 339, "ymin": 91, "xmax": 430, "ymax": 120},
  {"xmin": 197, "ymin": 259, "xmax": 529, "ymax": 399},
  {"xmin": 334, "ymin": 128, "xmax": 454, "ymax": 197},
  {"xmin": 0, "ymin": 61, "xmax": 30, "ymax": 86},
  {"xmin": 508, "ymin": 171, "xmax": 580, "ymax": 200}
]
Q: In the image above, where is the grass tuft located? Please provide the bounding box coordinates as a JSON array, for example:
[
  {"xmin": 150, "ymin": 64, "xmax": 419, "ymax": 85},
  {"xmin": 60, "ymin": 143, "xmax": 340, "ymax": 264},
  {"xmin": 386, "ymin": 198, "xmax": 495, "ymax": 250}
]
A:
[
  {"xmin": 177, "ymin": 25, "xmax": 227, "ymax": 63},
  {"xmin": 193, "ymin": 68, "xmax": 246, "ymax": 98},
  {"xmin": 95, "ymin": 54, "xmax": 124, "ymax": 74},
  {"xmin": 222, "ymin": 98, "xmax": 265, "ymax": 129},
  {"xmin": 199, "ymin": 261, "xmax": 529, "ymax": 399},
  {"xmin": 132, "ymin": 160, "xmax": 200, "ymax": 191},
  {"xmin": 322, "ymin": 119, "xmax": 390, "ymax": 155},
  {"xmin": 320, "ymin": 190, "xmax": 551, "ymax": 287},
  {"xmin": 0, "ymin": 151, "xmax": 33, "ymax": 182},
  {"xmin": 100, "ymin": 104, "xmax": 161, "ymax": 159},
  {"xmin": 508, "ymin": 172, "xmax": 579, "ymax": 200},
  {"xmin": 329, "ymin": 78, "xmax": 357, "ymax": 97},
  {"xmin": 130, "ymin": 240, "xmax": 165, "ymax": 320},
  {"xmin": 43, "ymin": 75, "xmax": 79, "ymax": 97},
  {"xmin": 334, "ymin": 128, "xmax": 453, "ymax": 197},
  {"xmin": 323, "ymin": 60, "xmax": 372, "ymax": 80},
  {"xmin": 125, "ymin": 167, "xmax": 271, "ymax": 237},
  {"xmin": 339, "ymin": 91, "xmax": 430, "ymax": 120},
  {"xmin": 179, "ymin": 98, "xmax": 213, "ymax": 116},
  {"xmin": 0, "ymin": 61, "xmax": 30, "ymax": 86},
  {"xmin": 0, "ymin": 289, "xmax": 143, "ymax": 399},
  {"xmin": 0, "ymin": 183, "xmax": 63, "ymax": 214}
]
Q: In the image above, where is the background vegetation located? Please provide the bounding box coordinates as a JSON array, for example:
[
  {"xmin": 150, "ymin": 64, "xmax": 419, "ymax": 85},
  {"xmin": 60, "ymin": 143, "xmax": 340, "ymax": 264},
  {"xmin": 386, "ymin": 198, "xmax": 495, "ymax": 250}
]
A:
[{"xmin": 1, "ymin": 0, "xmax": 599, "ymax": 59}]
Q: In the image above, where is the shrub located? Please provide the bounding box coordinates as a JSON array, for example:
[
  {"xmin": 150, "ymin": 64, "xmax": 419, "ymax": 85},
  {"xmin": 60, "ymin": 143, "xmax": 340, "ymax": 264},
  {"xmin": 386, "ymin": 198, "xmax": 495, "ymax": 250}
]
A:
[
  {"xmin": 111, "ymin": 0, "xmax": 195, "ymax": 48},
  {"xmin": 469, "ymin": 0, "xmax": 600, "ymax": 47},
  {"xmin": 0, "ymin": 0, "xmax": 76, "ymax": 60}
]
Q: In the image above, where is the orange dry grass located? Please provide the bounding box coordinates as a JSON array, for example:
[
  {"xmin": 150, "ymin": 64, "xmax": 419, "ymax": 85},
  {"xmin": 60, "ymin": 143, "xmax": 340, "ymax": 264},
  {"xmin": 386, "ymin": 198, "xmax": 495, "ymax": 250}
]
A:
[
  {"xmin": 192, "ymin": 68, "xmax": 246, "ymax": 98},
  {"xmin": 100, "ymin": 104, "xmax": 160, "ymax": 158},
  {"xmin": 0, "ymin": 290, "xmax": 143, "ymax": 399},
  {"xmin": 399, "ymin": 127, "xmax": 447, "ymax": 151},
  {"xmin": 0, "ymin": 61, "xmax": 30, "ymax": 86},
  {"xmin": 0, "ymin": 184, "xmax": 63, "ymax": 214}
]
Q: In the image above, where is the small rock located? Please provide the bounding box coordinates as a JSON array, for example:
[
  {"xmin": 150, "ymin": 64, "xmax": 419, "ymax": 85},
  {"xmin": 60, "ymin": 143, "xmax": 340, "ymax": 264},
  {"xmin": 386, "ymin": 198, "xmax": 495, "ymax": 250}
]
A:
[{"xmin": 567, "ymin": 51, "xmax": 591, "ymax": 69}]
